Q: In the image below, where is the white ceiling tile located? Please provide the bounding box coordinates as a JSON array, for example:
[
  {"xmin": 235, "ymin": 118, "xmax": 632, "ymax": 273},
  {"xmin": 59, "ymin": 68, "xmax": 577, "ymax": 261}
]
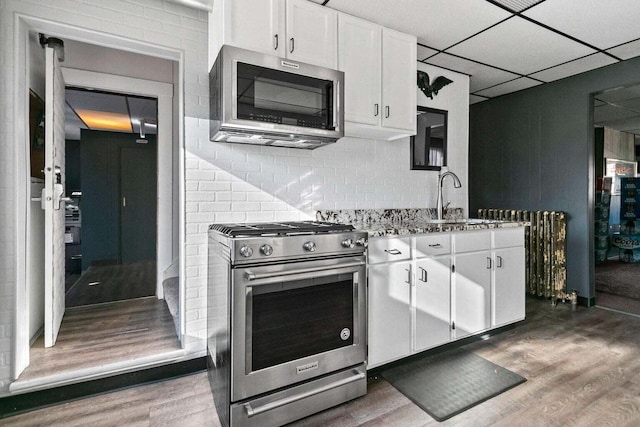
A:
[
  {"xmin": 426, "ymin": 53, "xmax": 519, "ymax": 92},
  {"xmin": 448, "ymin": 16, "xmax": 596, "ymax": 75},
  {"xmin": 596, "ymin": 85, "xmax": 640, "ymax": 103},
  {"xmin": 491, "ymin": 0, "xmax": 545, "ymax": 12},
  {"xmin": 66, "ymin": 89, "xmax": 129, "ymax": 114},
  {"xmin": 528, "ymin": 53, "xmax": 617, "ymax": 82},
  {"xmin": 523, "ymin": 0, "xmax": 640, "ymax": 49},
  {"xmin": 326, "ymin": 0, "xmax": 511, "ymax": 49},
  {"xmin": 417, "ymin": 45, "xmax": 439, "ymax": 61},
  {"xmin": 470, "ymin": 94, "xmax": 489, "ymax": 104},
  {"xmin": 474, "ymin": 77, "xmax": 541, "ymax": 98},
  {"xmin": 594, "ymin": 104, "xmax": 638, "ymax": 123},
  {"xmin": 597, "ymin": 115, "xmax": 640, "ymax": 133},
  {"xmin": 616, "ymin": 97, "xmax": 640, "ymax": 111},
  {"xmin": 607, "ymin": 39, "xmax": 640, "ymax": 60}
]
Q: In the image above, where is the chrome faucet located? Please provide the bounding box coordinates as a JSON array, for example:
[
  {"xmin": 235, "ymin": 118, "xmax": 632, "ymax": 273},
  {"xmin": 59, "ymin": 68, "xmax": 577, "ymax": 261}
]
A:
[{"xmin": 436, "ymin": 170, "xmax": 462, "ymax": 220}]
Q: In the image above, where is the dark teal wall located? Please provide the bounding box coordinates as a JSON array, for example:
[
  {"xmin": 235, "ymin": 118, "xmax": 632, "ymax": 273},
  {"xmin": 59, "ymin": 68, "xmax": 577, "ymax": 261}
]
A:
[{"xmin": 470, "ymin": 56, "xmax": 640, "ymax": 301}]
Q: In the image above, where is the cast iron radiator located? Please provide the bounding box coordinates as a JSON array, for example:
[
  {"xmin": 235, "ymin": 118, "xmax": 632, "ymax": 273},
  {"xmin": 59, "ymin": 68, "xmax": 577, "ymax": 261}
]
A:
[{"xmin": 477, "ymin": 209, "xmax": 567, "ymax": 299}]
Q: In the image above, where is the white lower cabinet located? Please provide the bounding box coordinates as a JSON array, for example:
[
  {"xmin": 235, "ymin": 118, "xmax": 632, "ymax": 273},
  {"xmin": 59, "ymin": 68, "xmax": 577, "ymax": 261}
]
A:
[
  {"xmin": 367, "ymin": 261, "xmax": 412, "ymax": 367},
  {"xmin": 493, "ymin": 246, "xmax": 526, "ymax": 327},
  {"xmin": 452, "ymin": 251, "xmax": 491, "ymax": 339},
  {"xmin": 414, "ymin": 257, "xmax": 451, "ymax": 352},
  {"xmin": 367, "ymin": 227, "xmax": 525, "ymax": 369}
]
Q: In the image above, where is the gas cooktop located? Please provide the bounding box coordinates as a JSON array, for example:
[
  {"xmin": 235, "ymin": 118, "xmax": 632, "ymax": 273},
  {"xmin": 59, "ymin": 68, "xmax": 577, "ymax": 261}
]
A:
[{"xmin": 209, "ymin": 221, "xmax": 354, "ymax": 237}]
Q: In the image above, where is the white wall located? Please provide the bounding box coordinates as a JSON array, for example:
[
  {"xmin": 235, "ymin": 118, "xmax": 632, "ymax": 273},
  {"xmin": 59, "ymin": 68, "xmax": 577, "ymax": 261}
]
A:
[
  {"xmin": 417, "ymin": 62, "xmax": 470, "ymax": 211},
  {"xmin": 0, "ymin": 0, "xmax": 470, "ymax": 394}
]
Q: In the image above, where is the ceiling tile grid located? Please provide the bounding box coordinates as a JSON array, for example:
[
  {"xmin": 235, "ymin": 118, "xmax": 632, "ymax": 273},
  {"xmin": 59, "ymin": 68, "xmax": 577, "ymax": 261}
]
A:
[{"xmin": 321, "ymin": 0, "xmax": 640, "ymax": 102}]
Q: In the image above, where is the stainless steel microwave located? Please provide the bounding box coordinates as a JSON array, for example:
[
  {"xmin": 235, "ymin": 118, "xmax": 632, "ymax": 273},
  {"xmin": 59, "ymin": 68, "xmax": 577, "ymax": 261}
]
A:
[{"xmin": 209, "ymin": 45, "xmax": 344, "ymax": 149}]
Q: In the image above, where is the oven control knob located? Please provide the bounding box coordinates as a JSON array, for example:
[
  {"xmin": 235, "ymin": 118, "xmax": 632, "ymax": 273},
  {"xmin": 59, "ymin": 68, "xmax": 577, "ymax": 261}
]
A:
[
  {"xmin": 303, "ymin": 241, "xmax": 316, "ymax": 252},
  {"xmin": 239, "ymin": 246, "xmax": 253, "ymax": 258},
  {"xmin": 260, "ymin": 244, "xmax": 273, "ymax": 256},
  {"xmin": 355, "ymin": 237, "xmax": 368, "ymax": 248},
  {"xmin": 341, "ymin": 238, "xmax": 355, "ymax": 249}
]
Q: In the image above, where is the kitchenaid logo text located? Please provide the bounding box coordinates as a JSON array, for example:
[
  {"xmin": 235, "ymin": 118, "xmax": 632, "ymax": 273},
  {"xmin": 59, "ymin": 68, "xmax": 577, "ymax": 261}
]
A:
[
  {"xmin": 281, "ymin": 60, "xmax": 300, "ymax": 70},
  {"xmin": 296, "ymin": 361, "xmax": 318, "ymax": 374}
]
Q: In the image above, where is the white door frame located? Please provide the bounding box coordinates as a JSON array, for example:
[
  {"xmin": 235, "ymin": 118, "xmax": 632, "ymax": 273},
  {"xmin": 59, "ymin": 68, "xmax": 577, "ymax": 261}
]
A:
[
  {"xmin": 62, "ymin": 68, "xmax": 173, "ymax": 298},
  {"xmin": 13, "ymin": 14, "xmax": 186, "ymax": 380}
]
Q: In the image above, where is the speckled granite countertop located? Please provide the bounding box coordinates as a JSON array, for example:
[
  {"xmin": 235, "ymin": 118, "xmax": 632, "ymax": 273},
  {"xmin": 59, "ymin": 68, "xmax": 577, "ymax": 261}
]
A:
[{"xmin": 317, "ymin": 209, "xmax": 527, "ymax": 237}]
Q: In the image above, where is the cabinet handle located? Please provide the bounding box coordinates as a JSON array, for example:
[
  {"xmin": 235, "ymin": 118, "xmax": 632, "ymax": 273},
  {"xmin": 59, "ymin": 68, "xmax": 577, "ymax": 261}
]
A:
[
  {"xmin": 486, "ymin": 257, "xmax": 492, "ymax": 270},
  {"xmin": 274, "ymin": 34, "xmax": 278, "ymax": 50},
  {"xmin": 428, "ymin": 243, "xmax": 442, "ymax": 248},
  {"xmin": 405, "ymin": 266, "xmax": 411, "ymax": 285},
  {"xmin": 384, "ymin": 248, "xmax": 402, "ymax": 255},
  {"xmin": 385, "ymin": 105, "xmax": 390, "ymax": 118},
  {"xmin": 497, "ymin": 255, "xmax": 503, "ymax": 268},
  {"xmin": 290, "ymin": 37, "xmax": 295, "ymax": 53},
  {"xmin": 374, "ymin": 103, "xmax": 379, "ymax": 117},
  {"xmin": 419, "ymin": 266, "xmax": 427, "ymax": 283}
]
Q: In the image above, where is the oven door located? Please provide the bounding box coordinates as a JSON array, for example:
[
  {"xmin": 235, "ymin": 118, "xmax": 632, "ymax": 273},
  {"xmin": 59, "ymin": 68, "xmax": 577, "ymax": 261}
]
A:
[{"xmin": 231, "ymin": 255, "xmax": 366, "ymax": 402}]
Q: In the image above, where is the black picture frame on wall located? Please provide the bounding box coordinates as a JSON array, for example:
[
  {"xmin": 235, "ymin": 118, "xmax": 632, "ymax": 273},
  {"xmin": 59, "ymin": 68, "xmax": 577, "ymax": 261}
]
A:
[{"xmin": 410, "ymin": 106, "xmax": 447, "ymax": 171}]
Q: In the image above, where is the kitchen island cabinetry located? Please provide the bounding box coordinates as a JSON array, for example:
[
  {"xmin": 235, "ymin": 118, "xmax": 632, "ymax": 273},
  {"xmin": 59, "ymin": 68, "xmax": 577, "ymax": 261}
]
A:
[
  {"xmin": 366, "ymin": 227, "xmax": 525, "ymax": 369},
  {"xmin": 338, "ymin": 14, "xmax": 416, "ymax": 140},
  {"xmin": 209, "ymin": 0, "xmax": 337, "ymax": 69}
]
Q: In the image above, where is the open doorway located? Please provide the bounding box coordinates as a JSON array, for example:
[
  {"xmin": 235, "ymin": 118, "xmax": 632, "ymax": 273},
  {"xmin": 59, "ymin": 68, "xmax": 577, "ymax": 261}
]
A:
[
  {"xmin": 593, "ymin": 84, "xmax": 640, "ymax": 315},
  {"xmin": 17, "ymin": 34, "xmax": 183, "ymax": 387},
  {"xmin": 64, "ymin": 89, "xmax": 159, "ymax": 307}
]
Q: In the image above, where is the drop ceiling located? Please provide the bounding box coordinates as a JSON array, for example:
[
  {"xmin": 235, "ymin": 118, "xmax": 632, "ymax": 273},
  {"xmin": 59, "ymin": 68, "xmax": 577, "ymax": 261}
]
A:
[
  {"xmin": 595, "ymin": 83, "xmax": 640, "ymax": 138},
  {"xmin": 312, "ymin": 0, "xmax": 640, "ymax": 103},
  {"xmin": 65, "ymin": 88, "xmax": 157, "ymax": 140}
]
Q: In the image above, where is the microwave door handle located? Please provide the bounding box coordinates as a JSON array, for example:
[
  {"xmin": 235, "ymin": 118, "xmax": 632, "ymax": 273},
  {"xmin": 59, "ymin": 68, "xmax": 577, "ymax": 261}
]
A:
[{"xmin": 333, "ymin": 80, "xmax": 339, "ymax": 129}]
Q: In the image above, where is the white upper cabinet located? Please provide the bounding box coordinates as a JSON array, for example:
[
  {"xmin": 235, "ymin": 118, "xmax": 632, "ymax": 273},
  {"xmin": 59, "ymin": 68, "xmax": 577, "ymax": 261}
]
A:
[
  {"xmin": 381, "ymin": 28, "xmax": 417, "ymax": 132},
  {"xmin": 223, "ymin": 0, "xmax": 285, "ymax": 57},
  {"xmin": 210, "ymin": 0, "xmax": 337, "ymax": 69},
  {"xmin": 338, "ymin": 14, "xmax": 381, "ymax": 127},
  {"xmin": 286, "ymin": 0, "xmax": 338, "ymax": 69},
  {"xmin": 338, "ymin": 16, "xmax": 417, "ymax": 140}
]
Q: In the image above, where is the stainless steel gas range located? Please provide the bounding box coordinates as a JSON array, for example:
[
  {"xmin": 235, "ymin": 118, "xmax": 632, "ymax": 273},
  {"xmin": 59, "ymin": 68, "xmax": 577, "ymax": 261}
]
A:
[{"xmin": 207, "ymin": 221, "xmax": 368, "ymax": 427}]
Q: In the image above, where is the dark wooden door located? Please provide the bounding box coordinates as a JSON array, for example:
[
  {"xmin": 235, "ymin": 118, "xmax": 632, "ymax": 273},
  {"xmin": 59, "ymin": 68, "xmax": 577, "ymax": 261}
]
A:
[{"xmin": 120, "ymin": 146, "xmax": 157, "ymax": 264}]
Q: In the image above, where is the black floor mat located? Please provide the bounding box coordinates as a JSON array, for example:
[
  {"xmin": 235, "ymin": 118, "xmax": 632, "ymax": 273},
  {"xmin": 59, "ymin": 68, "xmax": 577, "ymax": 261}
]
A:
[{"xmin": 381, "ymin": 347, "xmax": 526, "ymax": 421}]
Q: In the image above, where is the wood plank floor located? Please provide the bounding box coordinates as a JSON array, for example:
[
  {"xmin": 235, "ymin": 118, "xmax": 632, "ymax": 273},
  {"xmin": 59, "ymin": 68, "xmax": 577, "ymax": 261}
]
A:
[
  {"xmin": 7, "ymin": 296, "xmax": 640, "ymax": 426},
  {"xmin": 18, "ymin": 297, "xmax": 180, "ymax": 381},
  {"xmin": 66, "ymin": 261, "xmax": 157, "ymax": 307}
]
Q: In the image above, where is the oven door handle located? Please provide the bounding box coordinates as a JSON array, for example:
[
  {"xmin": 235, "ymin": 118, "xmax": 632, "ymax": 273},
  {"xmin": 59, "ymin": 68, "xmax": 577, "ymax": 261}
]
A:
[
  {"xmin": 244, "ymin": 369, "xmax": 366, "ymax": 417},
  {"xmin": 244, "ymin": 259, "xmax": 365, "ymax": 282}
]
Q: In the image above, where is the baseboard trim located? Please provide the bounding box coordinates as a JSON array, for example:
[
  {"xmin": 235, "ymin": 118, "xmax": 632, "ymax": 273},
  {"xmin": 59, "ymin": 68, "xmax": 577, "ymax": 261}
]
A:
[
  {"xmin": 579, "ymin": 295, "xmax": 596, "ymax": 307},
  {"xmin": 0, "ymin": 356, "xmax": 206, "ymax": 419}
]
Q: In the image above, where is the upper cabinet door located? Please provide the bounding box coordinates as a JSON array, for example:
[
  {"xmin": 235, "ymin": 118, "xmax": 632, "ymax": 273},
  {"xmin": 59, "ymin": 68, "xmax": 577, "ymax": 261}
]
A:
[
  {"xmin": 381, "ymin": 28, "xmax": 416, "ymax": 132},
  {"xmin": 226, "ymin": 0, "xmax": 285, "ymax": 56},
  {"xmin": 338, "ymin": 14, "xmax": 381, "ymax": 126},
  {"xmin": 286, "ymin": 0, "xmax": 338, "ymax": 68}
]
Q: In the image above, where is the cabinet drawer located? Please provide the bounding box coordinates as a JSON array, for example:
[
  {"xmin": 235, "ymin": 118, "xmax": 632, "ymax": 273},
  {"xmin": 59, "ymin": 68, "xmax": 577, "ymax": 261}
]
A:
[
  {"xmin": 493, "ymin": 228, "xmax": 525, "ymax": 248},
  {"xmin": 415, "ymin": 234, "xmax": 450, "ymax": 258},
  {"xmin": 453, "ymin": 231, "xmax": 491, "ymax": 253},
  {"xmin": 368, "ymin": 237, "xmax": 411, "ymax": 264}
]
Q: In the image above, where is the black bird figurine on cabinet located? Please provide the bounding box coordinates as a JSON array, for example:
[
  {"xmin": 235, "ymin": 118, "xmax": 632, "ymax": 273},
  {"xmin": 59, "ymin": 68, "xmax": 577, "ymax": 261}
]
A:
[{"xmin": 417, "ymin": 70, "xmax": 453, "ymax": 99}]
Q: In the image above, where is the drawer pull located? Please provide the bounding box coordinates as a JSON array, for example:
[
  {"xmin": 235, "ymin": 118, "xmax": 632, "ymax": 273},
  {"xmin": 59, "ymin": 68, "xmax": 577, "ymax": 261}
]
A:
[
  {"xmin": 497, "ymin": 255, "xmax": 503, "ymax": 268},
  {"xmin": 487, "ymin": 257, "xmax": 492, "ymax": 269},
  {"xmin": 384, "ymin": 249, "xmax": 402, "ymax": 255},
  {"xmin": 428, "ymin": 243, "xmax": 442, "ymax": 248}
]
